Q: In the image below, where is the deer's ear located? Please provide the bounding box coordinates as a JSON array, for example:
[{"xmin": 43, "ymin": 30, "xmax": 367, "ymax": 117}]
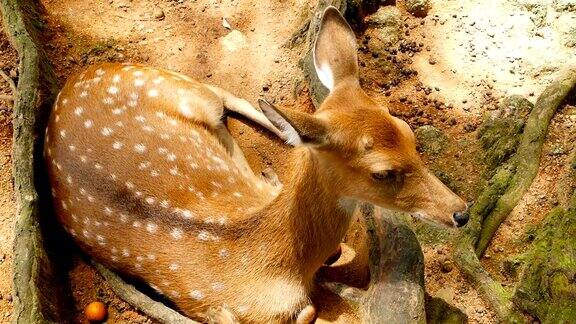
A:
[
  {"xmin": 313, "ymin": 6, "xmax": 359, "ymax": 92},
  {"xmin": 258, "ymin": 99, "xmax": 327, "ymax": 146}
]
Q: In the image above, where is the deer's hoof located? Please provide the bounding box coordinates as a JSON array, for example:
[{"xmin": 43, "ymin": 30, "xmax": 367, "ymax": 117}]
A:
[{"xmin": 296, "ymin": 305, "xmax": 317, "ymax": 324}]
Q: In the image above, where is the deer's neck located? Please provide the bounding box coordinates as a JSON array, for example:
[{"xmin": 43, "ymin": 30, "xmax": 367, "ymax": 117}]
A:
[{"xmin": 261, "ymin": 147, "xmax": 351, "ymax": 280}]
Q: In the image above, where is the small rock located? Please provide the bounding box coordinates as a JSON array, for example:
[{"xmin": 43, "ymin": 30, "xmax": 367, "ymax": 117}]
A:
[
  {"xmin": 441, "ymin": 259, "xmax": 454, "ymax": 273},
  {"xmin": 405, "ymin": 0, "xmax": 430, "ymax": 17},
  {"xmin": 549, "ymin": 146, "xmax": 565, "ymax": 156},
  {"xmin": 153, "ymin": 8, "xmax": 165, "ymax": 20},
  {"xmin": 222, "ymin": 17, "xmax": 231, "ymax": 30},
  {"xmin": 5, "ymin": 294, "xmax": 12, "ymax": 302},
  {"xmin": 414, "ymin": 125, "xmax": 448, "ymax": 156},
  {"xmin": 463, "ymin": 123, "xmax": 476, "ymax": 133},
  {"xmin": 428, "ymin": 57, "xmax": 437, "ymax": 65}
]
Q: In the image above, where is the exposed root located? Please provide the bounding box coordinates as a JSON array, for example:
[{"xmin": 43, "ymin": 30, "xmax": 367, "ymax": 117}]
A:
[
  {"xmin": 94, "ymin": 263, "xmax": 199, "ymax": 324},
  {"xmin": 453, "ymin": 66, "xmax": 576, "ymax": 321},
  {"xmin": 475, "ymin": 66, "xmax": 576, "ymax": 256}
]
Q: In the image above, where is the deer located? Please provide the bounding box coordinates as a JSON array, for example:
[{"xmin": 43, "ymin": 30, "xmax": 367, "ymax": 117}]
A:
[{"xmin": 45, "ymin": 6, "xmax": 469, "ymax": 324}]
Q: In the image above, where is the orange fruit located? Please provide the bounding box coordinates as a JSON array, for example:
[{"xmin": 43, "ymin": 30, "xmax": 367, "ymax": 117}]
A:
[{"xmin": 85, "ymin": 301, "xmax": 107, "ymax": 322}]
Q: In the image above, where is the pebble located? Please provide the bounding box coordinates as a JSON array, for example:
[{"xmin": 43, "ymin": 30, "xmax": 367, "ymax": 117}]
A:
[
  {"xmin": 153, "ymin": 8, "xmax": 165, "ymax": 20},
  {"xmin": 6, "ymin": 294, "xmax": 12, "ymax": 302},
  {"xmin": 428, "ymin": 58, "xmax": 437, "ymax": 65},
  {"xmin": 441, "ymin": 259, "xmax": 454, "ymax": 273}
]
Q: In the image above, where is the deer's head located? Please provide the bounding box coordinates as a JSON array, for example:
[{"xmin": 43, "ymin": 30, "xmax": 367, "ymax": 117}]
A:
[{"xmin": 260, "ymin": 7, "xmax": 468, "ymax": 227}]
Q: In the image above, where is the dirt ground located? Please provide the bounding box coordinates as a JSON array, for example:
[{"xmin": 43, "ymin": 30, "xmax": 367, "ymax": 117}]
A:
[{"xmin": 0, "ymin": 0, "xmax": 575, "ymax": 323}]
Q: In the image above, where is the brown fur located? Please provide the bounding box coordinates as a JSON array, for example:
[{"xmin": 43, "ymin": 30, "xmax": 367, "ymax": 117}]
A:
[{"xmin": 45, "ymin": 7, "xmax": 466, "ymax": 324}]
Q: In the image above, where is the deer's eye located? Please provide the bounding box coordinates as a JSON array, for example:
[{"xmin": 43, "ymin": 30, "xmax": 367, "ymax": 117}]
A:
[{"xmin": 371, "ymin": 170, "xmax": 396, "ymax": 182}]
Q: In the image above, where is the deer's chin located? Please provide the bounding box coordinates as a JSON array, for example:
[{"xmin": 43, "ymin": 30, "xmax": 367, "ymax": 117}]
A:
[{"xmin": 410, "ymin": 211, "xmax": 456, "ymax": 228}]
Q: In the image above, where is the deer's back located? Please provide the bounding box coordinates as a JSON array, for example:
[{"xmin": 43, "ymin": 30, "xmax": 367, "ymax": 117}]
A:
[{"xmin": 44, "ymin": 63, "xmax": 288, "ymax": 319}]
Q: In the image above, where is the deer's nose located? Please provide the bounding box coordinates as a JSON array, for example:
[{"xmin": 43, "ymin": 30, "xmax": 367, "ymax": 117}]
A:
[{"xmin": 453, "ymin": 211, "xmax": 469, "ymax": 227}]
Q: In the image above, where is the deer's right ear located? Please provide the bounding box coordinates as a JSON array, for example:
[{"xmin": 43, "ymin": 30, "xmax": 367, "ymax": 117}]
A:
[
  {"xmin": 313, "ymin": 6, "xmax": 359, "ymax": 92},
  {"xmin": 258, "ymin": 99, "xmax": 327, "ymax": 147}
]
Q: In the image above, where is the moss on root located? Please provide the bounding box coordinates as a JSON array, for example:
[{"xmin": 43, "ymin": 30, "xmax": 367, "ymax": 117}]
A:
[
  {"xmin": 513, "ymin": 206, "xmax": 576, "ymax": 323},
  {"xmin": 425, "ymin": 295, "xmax": 468, "ymax": 324},
  {"xmin": 452, "ymin": 67, "xmax": 576, "ymax": 322}
]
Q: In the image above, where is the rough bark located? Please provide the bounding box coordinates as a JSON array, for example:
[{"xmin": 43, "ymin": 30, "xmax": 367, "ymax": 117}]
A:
[
  {"xmin": 320, "ymin": 204, "xmax": 426, "ymax": 323},
  {"xmin": 361, "ymin": 205, "xmax": 426, "ymax": 323},
  {"xmin": 94, "ymin": 263, "xmax": 199, "ymax": 324},
  {"xmin": 0, "ymin": 0, "xmax": 62, "ymax": 323}
]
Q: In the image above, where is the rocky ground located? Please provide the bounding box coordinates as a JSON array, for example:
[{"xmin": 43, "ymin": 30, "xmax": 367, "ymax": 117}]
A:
[{"xmin": 0, "ymin": 0, "xmax": 575, "ymax": 322}]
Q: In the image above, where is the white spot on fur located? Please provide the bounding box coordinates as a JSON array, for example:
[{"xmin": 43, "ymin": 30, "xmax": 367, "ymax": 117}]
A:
[
  {"xmin": 189, "ymin": 290, "xmax": 204, "ymax": 300},
  {"xmin": 107, "ymin": 86, "xmax": 119, "ymax": 95},
  {"xmin": 112, "ymin": 141, "xmax": 123, "ymax": 150},
  {"xmin": 74, "ymin": 107, "xmax": 84, "ymax": 116},
  {"xmin": 138, "ymin": 161, "xmax": 151, "ymax": 170},
  {"xmin": 146, "ymin": 222, "xmax": 158, "ymax": 233},
  {"xmin": 170, "ymin": 228, "xmax": 183, "ymax": 240},
  {"xmin": 181, "ymin": 209, "xmax": 193, "ymax": 219},
  {"xmin": 101, "ymin": 127, "xmax": 113, "ymax": 136},
  {"xmin": 84, "ymin": 119, "xmax": 93, "ymax": 128},
  {"xmin": 148, "ymin": 89, "xmax": 159, "ymax": 97},
  {"xmin": 218, "ymin": 249, "xmax": 229, "ymax": 258},
  {"xmin": 211, "ymin": 282, "xmax": 225, "ymax": 291},
  {"xmin": 134, "ymin": 79, "xmax": 145, "ymax": 87},
  {"xmin": 169, "ymin": 263, "xmax": 179, "ymax": 271},
  {"xmin": 198, "ymin": 230, "xmax": 219, "ymax": 241},
  {"xmin": 134, "ymin": 143, "xmax": 147, "ymax": 153}
]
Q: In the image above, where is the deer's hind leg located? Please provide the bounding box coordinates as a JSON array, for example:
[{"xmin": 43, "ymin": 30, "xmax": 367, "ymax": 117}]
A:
[
  {"xmin": 205, "ymin": 85, "xmax": 285, "ymax": 141},
  {"xmin": 296, "ymin": 305, "xmax": 317, "ymax": 324}
]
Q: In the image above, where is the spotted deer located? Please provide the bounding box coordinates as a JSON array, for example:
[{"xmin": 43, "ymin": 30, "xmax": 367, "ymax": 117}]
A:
[{"xmin": 45, "ymin": 6, "xmax": 468, "ymax": 324}]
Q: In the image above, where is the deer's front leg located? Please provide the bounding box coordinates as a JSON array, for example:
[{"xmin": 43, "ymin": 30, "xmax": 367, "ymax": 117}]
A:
[{"xmin": 296, "ymin": 305, "xmax": 317, "ymax": 324}]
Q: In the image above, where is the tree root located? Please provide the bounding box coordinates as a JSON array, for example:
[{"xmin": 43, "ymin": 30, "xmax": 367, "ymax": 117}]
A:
[
  {"xmin": 453, "ymin": 66, "xmax": 576, "ymax": 322},
  {"xmin": 475, "ymin": 67, "xmax": 576, "ymax": 256},
  {"xmin": 0, "ymin": 0, "xmax": 61, "ymax": 322},
  {"xmin": 318, "ymin": 203, "xmax": 426, "ymax": 323},
  {"xmin": 93, "ymin": 263, "xmax": 199, "ymax": 324}
]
